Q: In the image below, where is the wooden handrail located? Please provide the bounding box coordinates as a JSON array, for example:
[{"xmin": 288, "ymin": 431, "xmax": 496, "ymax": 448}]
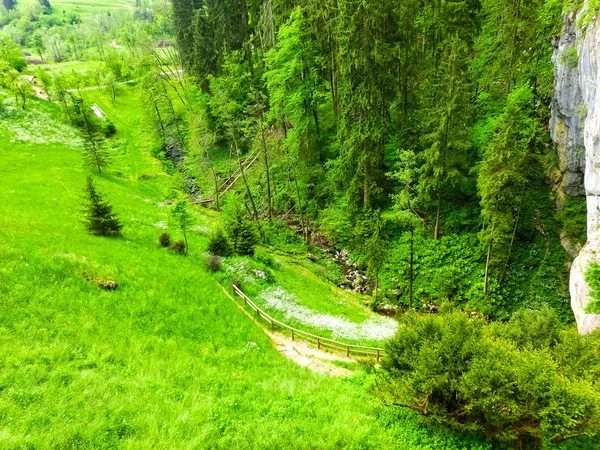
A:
[{"xmin": 232, "ymin": 284, "xmax": 384, "ymax": 361}]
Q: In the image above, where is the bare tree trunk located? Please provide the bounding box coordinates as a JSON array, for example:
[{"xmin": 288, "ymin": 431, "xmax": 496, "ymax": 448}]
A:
[
  {"xmin": 233, "ymin": 127, "xmax": 263, "ymax": 242},
  {"xmin": 293, "ymin": 168, "xmax": 307, "ymax": 243},
  {"xmin": 258, "ymin": 110, "xmax": 272, "ymax": 221},
  {"xmin": 409, "ymin": 224, "xmax": 414, "ymax": 309},
  {"xmin": 499, "ymin": 199, "xmax": 524, "ymax": 286}
]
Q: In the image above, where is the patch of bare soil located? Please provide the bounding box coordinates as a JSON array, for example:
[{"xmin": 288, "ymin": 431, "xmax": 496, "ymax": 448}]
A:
[
  {"xmin": 218, "ymin": 283, "xmax": 354, "ymax": 376},
  {"xmin": 267, "ymin": 331, "xmax": 353, "ymax": 377}
]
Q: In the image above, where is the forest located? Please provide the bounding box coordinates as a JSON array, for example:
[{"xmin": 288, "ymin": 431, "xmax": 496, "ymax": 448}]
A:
[{"xmin": 2, "ymin": 0, "xmax": 600, "ymax": 448}]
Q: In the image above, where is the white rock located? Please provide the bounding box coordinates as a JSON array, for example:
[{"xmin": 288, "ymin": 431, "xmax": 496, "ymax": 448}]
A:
[{"xmin": 570, "ymin": 232, "xmax": 600, "ymax": 334}]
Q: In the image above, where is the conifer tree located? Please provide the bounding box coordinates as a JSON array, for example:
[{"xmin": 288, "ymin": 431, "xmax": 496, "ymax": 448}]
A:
[
  {"xmin": 225, "ymin": 200, "xmax": 259, "ymax": 256},
  {"xmin": 265, "ymin": 8, "xmax": 326, "ymax": 189},
  {"xmin": 72, "ymin": 95, "xmax": 110, "ymax": 174},
  {"xmin": 419, "ymin": 35, "xmax": 473, "ymax": 240},
  {"xmin": 83, "ymin": 176, "xmax": 122, "ymax": 237},
  {"xmin": 390, "ymin": 149, "xmax": 424, "ymax": 309},
  {"xmin": 336, "ymin": 0, "xmax": 396, "ymax": 209},
  {"xmin": 478, "ymin": 86, "xmax": 535, "ymax": 294}
]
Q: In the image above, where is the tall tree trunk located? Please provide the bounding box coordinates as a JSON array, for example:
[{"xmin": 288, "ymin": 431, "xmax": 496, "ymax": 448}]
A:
[
  {"xmin": 433, "ymin": 118, "xmax": 450, "ymax": 240},
  {"xmin": 232, "ymin": 127, "xmax": 263, "ymax": 242},
  {"xmin": 258, "ymin": 110, "xmax": 272, "ymax": 221},
  {"xmin": 294, "ymin": 168, "xmax": 307, "ymax": 243},
  {"xmin": 211, "ymin": 164, "xmax": 220, "ymax": 211},
  {"xmin": 499, "ymin": 197, "xmax": 524, "ymax": 286},
  {"xmin": 483, "ymin": 202, "xmax": 499, "ymax": 296},
  {"xmin": 409, "ymin": 224, "xmax": 414, "ymax": 309}
]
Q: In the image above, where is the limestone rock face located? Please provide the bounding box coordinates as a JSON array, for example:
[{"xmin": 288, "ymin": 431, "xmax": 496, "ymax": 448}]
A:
[
  {"xmin": 553, "ymin": 9, "xmax": 600, "ymax": 333},
  {"xmin": 551, "ymin": 12, "xmax": 586, "ymax": 197},
  {"xmin": 570, "ymin": 233, "xmax": 600, "ymax": 334}
]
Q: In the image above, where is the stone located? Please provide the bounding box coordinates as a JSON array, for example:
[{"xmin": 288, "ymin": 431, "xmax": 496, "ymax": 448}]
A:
[
  {"xmin": 570, "ymin": 232, "xmax": 600, "ymax": 334},
  {"xmin": 551, "ymin": 11, "xmax": 586, "ymax": 198},
  {"xmin": 554, "ymin": 8, "xmax": 600, "ymax": 333}
]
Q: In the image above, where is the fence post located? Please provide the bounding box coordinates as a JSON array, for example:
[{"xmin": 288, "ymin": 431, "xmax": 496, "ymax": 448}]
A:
[
  {"xmin": 376, "ymin": 349, "xmax": 380, "ymax": 363},
  {"xmin": 347, "ymin": 345, "xmax": 350, "ymax": 357},
  {"xmin": 270, "ymin": 320, "xmax": 274, "ymax": 330},
  {"xmin": 317, "ymin": 338, "xmax": 320, "ymax": 350},
  {"xmin": 256, "ymin": 307, "xmax": 259, "ymax": 317},
  {"xmin": 291, "ymin": 330, "xmax": 295, "ymax": 341}
]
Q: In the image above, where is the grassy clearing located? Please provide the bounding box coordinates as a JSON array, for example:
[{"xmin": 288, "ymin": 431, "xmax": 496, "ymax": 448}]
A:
[
  {"xmin": 19, "ymin": 0, "xmax": 132, "ymax": 17},
  {"xmin": 0, "ymin": 97, "xmax": 496, "ymax": 449}
]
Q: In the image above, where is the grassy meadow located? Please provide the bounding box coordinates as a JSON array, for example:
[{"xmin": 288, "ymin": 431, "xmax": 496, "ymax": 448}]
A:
[{"xmin": 0, "ymin": 92, "xmax": 498, "ymax": 449}]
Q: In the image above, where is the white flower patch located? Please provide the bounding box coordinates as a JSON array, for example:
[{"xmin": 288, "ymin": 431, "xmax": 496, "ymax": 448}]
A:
[
  {"xmin": 193, "ymin": 224, "xmax": 209, "ymax": 234},
  {"xmin": 258, "ymin": 286, "xmax": 397, "ymax": 342},
  {"xmin": 154, "ymin": 221, "xmax": 167, "ymax": 229},
  {"xmin": 0, "ymin": 108, "xmax": 84, "ymax": 147},
  {"xmin": 223, "ymin": 260, "xmax": 256, "ymax": 284},
  {"xmin": 244, "ymin": 342, "xmax": 259, "ymax": 352}
]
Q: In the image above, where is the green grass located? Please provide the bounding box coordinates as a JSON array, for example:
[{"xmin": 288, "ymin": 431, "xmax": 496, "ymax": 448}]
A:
[
  {"xmin": 19, "ymin": 0, "xmax": 132, "ymax": 18},
  {"xmin": 0, "ymin": 96, "xmax": 497, "ymax": 449}
]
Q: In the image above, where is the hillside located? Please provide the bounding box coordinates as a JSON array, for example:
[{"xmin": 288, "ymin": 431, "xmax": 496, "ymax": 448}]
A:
[
  {"xmin": 5, "ymin": 0, "xmax": 600, "ymax": 447},
  {"xmin": 0, "ymin": 94, "xmax": 494, "ymax": 448}
]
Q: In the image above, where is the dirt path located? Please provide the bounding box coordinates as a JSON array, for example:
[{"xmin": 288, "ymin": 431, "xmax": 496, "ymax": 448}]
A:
[{"xmin": 218, "ymin": 283, "xmax": 354, "ymax": 376}]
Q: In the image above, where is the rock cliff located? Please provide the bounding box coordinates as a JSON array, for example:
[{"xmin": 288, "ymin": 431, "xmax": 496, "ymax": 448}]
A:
[
  {"xmin": 552, "ymin": 8, "xmax": 600, "ymax": 333},
  {"xmin": 551, "ymin": 12, "xmax": 585, "ymax": 198}
]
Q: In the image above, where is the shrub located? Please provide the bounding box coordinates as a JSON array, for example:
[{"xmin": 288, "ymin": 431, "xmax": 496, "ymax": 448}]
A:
[
  {"xmin": 254, "ymin": 248, "xmax": 278, "ymax": 269},
  {"xmin": 207, "ymin": 228, "xmax": 232, "ymax": 256},
  {"xmin": 101, "ymin": 118, "xmax": 117, "ymax": 137},
  {"xmin": 377, "ymin": 309, "xmax": 600, "ymax": 449},
  {"xmin": 206, "ymin": 255, "xmax": 220, "ymax": 272},
  {"xmin": 83, "ymin": 176, "xmax": 122, "ymax": 237},
  {"xmin": 168, "ymin": 240, "xmax": 185, "ymax": 254},
  {"xmin": 158, "ymin": 232, "xmax": 171, "ymax": 247}
]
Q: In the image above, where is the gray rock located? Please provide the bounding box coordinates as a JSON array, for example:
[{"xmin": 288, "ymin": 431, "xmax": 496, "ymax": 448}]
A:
[
  {"xmin": 556, "ymin": 8, "xmax": 600, "ymax": 333},
  {"xmin": 551, "ymin": 11, "xmax": 586, "ymax": 197}
]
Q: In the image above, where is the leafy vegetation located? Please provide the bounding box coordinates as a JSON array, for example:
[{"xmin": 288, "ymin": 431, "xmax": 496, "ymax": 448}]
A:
[
  {"xmin": 378, "ymin": 308, "xmax": 600, "ymax": 449},
  {"xmin": 2, "ymin": 0, "xmax": 600, "ymax": 447}
]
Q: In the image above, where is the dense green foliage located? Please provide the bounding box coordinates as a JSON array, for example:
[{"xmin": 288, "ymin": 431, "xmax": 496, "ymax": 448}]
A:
[
  {"xmin": 171, "ymin": 0, "xmax": 574, "ymax": 319},
  {"xmin": 2, "ymin": 0, "xmax": 599, "ymax": 447},
  {"xmin": 378, "ymin": 308, "xmax": 600, "ymax": 449}
]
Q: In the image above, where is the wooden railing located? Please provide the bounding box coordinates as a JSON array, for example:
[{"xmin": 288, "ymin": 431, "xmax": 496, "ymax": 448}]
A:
[{"xmin": 232, "ymin": 284, "xmax": 384, "ymax": 362}]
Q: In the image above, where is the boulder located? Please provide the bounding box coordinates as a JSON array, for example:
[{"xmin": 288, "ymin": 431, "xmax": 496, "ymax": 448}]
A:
[{"xmin": 570, "ymin": 232, "xmax": 600, "ymax": 334}]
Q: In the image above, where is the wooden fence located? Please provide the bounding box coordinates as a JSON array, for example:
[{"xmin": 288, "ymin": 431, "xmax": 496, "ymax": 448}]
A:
[{"xmin": 232, "ymin": 284, "xmax": 384, "ymax": 362}]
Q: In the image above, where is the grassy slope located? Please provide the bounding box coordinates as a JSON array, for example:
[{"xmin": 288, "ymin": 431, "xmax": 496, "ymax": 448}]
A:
[
  {"xmin": 0, "ymin": 93, "xmax": 494, "ymax": 449},
  {"xmin": 20, "ymin": 0, "xmax": 132, "ymax": 17}
]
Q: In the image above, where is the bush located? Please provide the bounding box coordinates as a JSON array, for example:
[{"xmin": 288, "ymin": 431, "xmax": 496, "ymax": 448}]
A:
[
  {"xmin": 254, "ymin": 248, "xmax": 279, "ymax": 269},
  {"xmin": 377, "ymin": 309, "xmax": 600, "ymax": 449},
  {"xmin": 101, "ymin": 118, "xmax": 117, "ymax": 137},
  {"xmin": 207, "ymin": 228, "xmax": 232, "ymax": 256},
  {"xmin": 168, "ymin": 240, "xmax": 186, "ymax": 254},
  {"xmin": 206, "ymin": 255, "xmax": 220, "ymax": 272},
  {"xmin": 159, "ymin": 232, "xmax": 171, "ymax": 247}
]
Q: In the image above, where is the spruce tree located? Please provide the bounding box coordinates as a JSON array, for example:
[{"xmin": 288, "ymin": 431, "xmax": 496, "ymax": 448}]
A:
[
  {"xmin": 72, "ymin": 95, "xmax": 110, "ymax": 174},
  {"xmin": 419, "ymin": 35, "xmax": 473, "ymax": 240},
  {"xmin": 478, "ymin": 86, "xmax": 535, "ymax": 294},
  {"xmin": 83, "ymin": 176, "xmax": 122, "ymax": 237},
  {"xmin": 225, "ymin": 202, "xmax": 259, "ymax": 256}
]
